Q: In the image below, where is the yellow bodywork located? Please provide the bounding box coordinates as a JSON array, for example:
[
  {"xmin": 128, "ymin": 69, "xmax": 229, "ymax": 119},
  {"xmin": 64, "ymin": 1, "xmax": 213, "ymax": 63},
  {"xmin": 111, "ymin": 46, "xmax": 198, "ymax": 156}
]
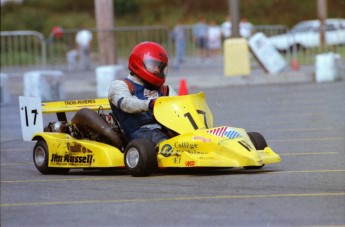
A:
[
  {"xmin": 32, "ymin": 92, "xmax": 280, "ymax": 169},
  {"xmin": 156, "ymin": 128, "xmax": 280, "ymax": 168},
  {"xmin": 154, "ymin": 93, "xmax": 281, "ymax": 168},
  {"xmin": 34, "ymin": 97, "xmax": 125, "ymax": 169},
  {"xmin": 41, "ymin": 98, "xmax": 110, "ymax": 113},
  {"xmin": 33, "ymin": 132, "xmax": 124, "ymax": 168}
]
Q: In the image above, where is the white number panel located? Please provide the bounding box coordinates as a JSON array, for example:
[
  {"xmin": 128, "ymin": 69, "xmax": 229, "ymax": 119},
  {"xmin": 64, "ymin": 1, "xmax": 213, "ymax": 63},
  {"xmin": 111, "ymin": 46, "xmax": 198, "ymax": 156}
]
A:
[{"xmin": 19, "ymin": 96, "xmax": 43, "ymax": 141}]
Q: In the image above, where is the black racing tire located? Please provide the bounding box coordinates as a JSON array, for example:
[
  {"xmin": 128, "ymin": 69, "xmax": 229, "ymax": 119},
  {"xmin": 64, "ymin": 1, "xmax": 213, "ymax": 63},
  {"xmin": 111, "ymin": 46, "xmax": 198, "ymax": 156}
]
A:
[
  {"xmin": 243, "ymin": 165, "xmax": 265, "ymax": 169},
  {"xmin": 247, "ymin": 132, "xmax": 267, "ymax": 150},
  {"xmin": 245, "ymin": 132, "xmax": 267, "ymax": 169},
  {"xmin": 124, "ymin": 139, "xmax": 157, "ymax": 177},
  {"xmin": 33, "ymin": 139, "xmax": 70, "ymax": 174}
]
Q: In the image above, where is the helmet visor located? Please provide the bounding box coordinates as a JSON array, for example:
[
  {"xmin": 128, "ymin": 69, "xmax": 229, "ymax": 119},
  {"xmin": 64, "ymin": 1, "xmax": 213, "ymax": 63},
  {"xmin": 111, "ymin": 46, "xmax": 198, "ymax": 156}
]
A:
[{"xmin": 143, "ymin": 55, "xmax": 168, "ymax": 79}]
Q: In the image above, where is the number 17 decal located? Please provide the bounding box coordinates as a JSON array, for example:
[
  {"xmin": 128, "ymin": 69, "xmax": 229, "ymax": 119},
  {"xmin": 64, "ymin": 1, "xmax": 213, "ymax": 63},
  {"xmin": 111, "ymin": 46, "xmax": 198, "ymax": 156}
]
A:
[
  {"xmin": 22, "ymin": 106, "xmax": 38, "ymax": 127},
  {"xmin": 19, "ymin": 96, "xmax": 43, "ymax": 141},
  {"xmin": 184, "ymin": 110, "xmax": 209, "ymax": 130}
]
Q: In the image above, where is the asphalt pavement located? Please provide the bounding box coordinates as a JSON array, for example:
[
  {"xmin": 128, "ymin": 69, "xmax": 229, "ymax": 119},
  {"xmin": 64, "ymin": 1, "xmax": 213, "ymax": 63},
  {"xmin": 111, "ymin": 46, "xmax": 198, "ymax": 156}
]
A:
[
  {"xmin": 1, "ymin": 52, "xmax": 345, "ymax": 226},
  {"xmin": 1, "ymin": 76, "xmax": 345, "ymax": 226},
  {"xmin": 1, "ymin": 54, "xmax": 345, "ymax": 227}
]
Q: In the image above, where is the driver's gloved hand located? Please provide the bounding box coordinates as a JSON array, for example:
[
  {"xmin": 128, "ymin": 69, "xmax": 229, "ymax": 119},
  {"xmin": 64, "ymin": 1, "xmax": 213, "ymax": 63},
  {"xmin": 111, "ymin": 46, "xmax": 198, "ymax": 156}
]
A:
[{"xmin": 148, "ymin": 99, "xmax": 157, "ymax": 111}]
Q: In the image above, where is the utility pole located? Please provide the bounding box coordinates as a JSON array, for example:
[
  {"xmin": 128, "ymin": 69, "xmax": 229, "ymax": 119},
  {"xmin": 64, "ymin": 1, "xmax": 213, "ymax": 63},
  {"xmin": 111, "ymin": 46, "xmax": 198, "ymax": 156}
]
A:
[
  {"xmin": 229, "ymin": 0, "xmax": 240, "ymax": 38},
  {"xmin": 95, "ymin": 0, "xmax": 117, "ymax": 64},
  {"xmin": 317, "ymin": 0, "xmax": 327, "ymax": 48}
]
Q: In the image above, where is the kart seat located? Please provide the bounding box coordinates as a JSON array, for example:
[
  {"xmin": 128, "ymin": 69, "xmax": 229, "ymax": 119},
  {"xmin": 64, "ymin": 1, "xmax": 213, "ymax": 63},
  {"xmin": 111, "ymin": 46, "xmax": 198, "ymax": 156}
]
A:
[{"xmin": 109, "ymin": 112, "xmax": 129, "ymax": 146}]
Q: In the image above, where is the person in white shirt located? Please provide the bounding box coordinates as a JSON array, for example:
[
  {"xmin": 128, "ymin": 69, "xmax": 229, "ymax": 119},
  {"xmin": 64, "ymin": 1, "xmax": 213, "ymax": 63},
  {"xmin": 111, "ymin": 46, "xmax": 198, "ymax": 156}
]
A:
[
  {"xmin": 208, "ymin": 20, "xmax": 222, "ymax": 56},
  {"xmin": 240, "ymin": 17, "xmax": 254, "ymax": 39},
  {"xmin": 75, "ymin": 29, "xmax": 93, "ymax": 70},
  {"xmin": 221, "ymin": 16, "xmax": 232, "ymax": 39}
]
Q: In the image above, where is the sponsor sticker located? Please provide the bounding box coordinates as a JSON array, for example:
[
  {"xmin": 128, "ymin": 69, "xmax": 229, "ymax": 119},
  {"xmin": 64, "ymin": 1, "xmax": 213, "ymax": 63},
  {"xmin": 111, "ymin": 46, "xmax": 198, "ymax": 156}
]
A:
[
  {"xmin": 193, "ymin": 136, "xmax": 211, "ymax": 142},
  {"xmin": 207, "ymin": 127, "xmax": 241, "ymax": 139},
  {"xmin": 51, "ymin": 154, "xmax": 93, "ymax": 165},
  {"xmin": 185, "ymin": 161, "xmax": 195, "ymax": 167}
]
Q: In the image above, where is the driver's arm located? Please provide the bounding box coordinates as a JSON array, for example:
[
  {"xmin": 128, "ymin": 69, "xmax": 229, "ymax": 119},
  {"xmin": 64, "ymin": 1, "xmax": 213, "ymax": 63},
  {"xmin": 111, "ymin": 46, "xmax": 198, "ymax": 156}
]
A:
[{"xmin": 108, "ymin": 80, "xmax": 151, "ymax": 114}]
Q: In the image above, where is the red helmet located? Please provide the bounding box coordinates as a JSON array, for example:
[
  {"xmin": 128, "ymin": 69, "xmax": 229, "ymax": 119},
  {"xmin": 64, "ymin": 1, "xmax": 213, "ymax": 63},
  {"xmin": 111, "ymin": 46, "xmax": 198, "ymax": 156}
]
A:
[{"xmin": 128, "ymin": 41, "xmax": 168, "ymax": 87}]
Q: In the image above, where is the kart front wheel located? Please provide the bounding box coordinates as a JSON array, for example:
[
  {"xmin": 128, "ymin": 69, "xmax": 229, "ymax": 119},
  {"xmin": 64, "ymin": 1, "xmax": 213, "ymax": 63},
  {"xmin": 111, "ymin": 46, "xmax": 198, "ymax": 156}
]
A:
[
  {"xmin": 245, "ymin": 132, "xmax": 267, "ymax": 169},
  {"xmin": 248, "ymin": 132, "xmax": 267, "ymax": 150},
  {"xmin": 124, "ymin": 139, "xmax": 157, "ymax": 177},
  {"xmin": 33, "ymin": 139, "xmax": 70, "ymax": 174}
]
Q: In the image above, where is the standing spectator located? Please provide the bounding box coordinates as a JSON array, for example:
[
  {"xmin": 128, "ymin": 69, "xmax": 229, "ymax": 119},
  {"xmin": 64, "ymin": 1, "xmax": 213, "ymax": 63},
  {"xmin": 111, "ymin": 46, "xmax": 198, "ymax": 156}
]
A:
[
  {"xmin": 66, "ymin": 49, "xmax": 78, "ymax": 71},
  {"xmin": 192, "ymin": 16, "xmax": 209, "ymax": 58},
  {"xmin": 240, "ymin": 17, "xmax": 254, "ymax": 39},
  {"xmin": 75, "ymin": 29, "xmax": 93, "ymax": 70},
  {"xmin": 172, "ymin": 20, "xmax": 186, "ymax": 69},
  {"xmin": 208, "ymin": 20, "xmax": 222, "ymax": 57},
  {"xmin": 221, "ymin": 16, "xmax": 232, "ymax": 39}
]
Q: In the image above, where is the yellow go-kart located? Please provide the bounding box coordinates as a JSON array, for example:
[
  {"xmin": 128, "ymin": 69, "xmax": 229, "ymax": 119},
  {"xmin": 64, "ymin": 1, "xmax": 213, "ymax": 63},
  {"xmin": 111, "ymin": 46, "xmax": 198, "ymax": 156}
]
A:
[{"xmin": 19, "ymin": 92, "xmax": 281, "ymax": 177}]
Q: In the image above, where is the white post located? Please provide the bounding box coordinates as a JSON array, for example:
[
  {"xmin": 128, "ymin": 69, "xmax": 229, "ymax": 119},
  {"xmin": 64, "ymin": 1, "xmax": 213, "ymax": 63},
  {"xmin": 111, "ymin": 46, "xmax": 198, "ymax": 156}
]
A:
[{"xmin": 0, "ymin": 73, "xmax": 10, "ymax": 106}]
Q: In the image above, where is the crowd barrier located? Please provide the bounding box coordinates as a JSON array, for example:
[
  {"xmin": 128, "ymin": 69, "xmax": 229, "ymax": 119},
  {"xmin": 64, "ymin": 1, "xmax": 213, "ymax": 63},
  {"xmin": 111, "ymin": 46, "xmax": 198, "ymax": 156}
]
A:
[
  {"xmin": 1, "ymin": 25, "xmax": 344, "ymax": 73},
  {"xmin": 1, "ymin": 30, "xmax": 46, "ymax": 70}
]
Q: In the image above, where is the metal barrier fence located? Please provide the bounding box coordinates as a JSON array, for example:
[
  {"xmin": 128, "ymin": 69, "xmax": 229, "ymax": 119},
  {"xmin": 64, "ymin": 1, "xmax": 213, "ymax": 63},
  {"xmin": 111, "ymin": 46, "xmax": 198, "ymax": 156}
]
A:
[
  {"xmin": 0, "ymin": 31, "xmax": 46, "ymax": 70},
  {"xmin": 47, "ymin": 26, "xmax": 170, "ymax": 69},
  {"xmin": 1, "ymin": 25, "xmax": 344, "ymax": 72}
]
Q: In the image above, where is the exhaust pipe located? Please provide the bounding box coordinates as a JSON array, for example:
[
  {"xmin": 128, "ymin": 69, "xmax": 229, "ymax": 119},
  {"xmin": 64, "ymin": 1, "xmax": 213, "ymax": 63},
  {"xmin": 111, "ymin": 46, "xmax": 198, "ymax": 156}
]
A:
[{"xmin": 71, "ymin": 108, "xmax": 123, "ymax": 149}]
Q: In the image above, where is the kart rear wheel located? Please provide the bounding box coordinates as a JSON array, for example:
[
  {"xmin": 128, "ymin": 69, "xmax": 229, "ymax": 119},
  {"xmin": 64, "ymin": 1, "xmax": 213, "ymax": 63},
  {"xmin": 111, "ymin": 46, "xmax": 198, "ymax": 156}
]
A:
[
  {"xmin": 245, "ymin": 132, "xmax": 267, "ymax": 169},
  {"xmin": 124, "ymin": 139, "xmax": 157, "ymax": 177},
  {"xmin": 33, "ymin": 139, "xmax": 70, "ymax": 174}
]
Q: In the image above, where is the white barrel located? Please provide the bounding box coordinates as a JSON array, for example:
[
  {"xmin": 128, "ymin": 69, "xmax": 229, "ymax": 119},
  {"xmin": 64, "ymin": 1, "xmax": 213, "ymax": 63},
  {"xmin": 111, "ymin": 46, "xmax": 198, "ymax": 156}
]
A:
[
  {"xmin": 315, "ymin": 52, "xmax": 340, "ymax": 83},
  {"xmin": 23, "ymin": 70, "xmax": 65, "ymax": 101},
  {"xmin": 0, "ymin": 73, "xmax": 10, "ymax": 106},
  {"xmin": 96, "ymin": 65, "xmax": 124, "ymax": 98}
]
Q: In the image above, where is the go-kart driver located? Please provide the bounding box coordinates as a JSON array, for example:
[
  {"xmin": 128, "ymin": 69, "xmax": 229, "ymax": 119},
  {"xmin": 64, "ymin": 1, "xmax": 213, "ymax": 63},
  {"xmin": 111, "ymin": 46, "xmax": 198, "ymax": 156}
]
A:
[{"xmin": 108, "ymin": 41, "xmax": 177, "ymax": 146}]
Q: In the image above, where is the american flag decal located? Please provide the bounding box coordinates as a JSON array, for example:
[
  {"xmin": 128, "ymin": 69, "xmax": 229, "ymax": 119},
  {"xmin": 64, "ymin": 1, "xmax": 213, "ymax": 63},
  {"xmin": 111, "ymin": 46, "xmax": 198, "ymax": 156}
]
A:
[
  {"xmin": 207, "ymin": 127, "xmax": 241, "ymax": 139},
  {"xmin": 223, "ymin": 130, "xmax": 241, "ymax": 139}
]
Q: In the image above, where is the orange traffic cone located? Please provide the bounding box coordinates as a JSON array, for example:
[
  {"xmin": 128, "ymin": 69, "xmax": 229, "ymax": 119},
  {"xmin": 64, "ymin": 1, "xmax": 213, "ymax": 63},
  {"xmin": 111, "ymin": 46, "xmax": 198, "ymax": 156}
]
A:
[
  {"xmin": 178, "ymin": 79, "xmax": 188, "ymax": 96},
  {"xmin": 290, "ymin": 59, "xmax": 300, "ymax": 71}
]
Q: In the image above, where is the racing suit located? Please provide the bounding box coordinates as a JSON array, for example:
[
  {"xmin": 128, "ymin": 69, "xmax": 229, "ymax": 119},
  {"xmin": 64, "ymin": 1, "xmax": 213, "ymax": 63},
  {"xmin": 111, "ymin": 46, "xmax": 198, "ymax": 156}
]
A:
[{"xmin": 108, "ymin": 74, "xmax": 177, "ymax": 145}]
